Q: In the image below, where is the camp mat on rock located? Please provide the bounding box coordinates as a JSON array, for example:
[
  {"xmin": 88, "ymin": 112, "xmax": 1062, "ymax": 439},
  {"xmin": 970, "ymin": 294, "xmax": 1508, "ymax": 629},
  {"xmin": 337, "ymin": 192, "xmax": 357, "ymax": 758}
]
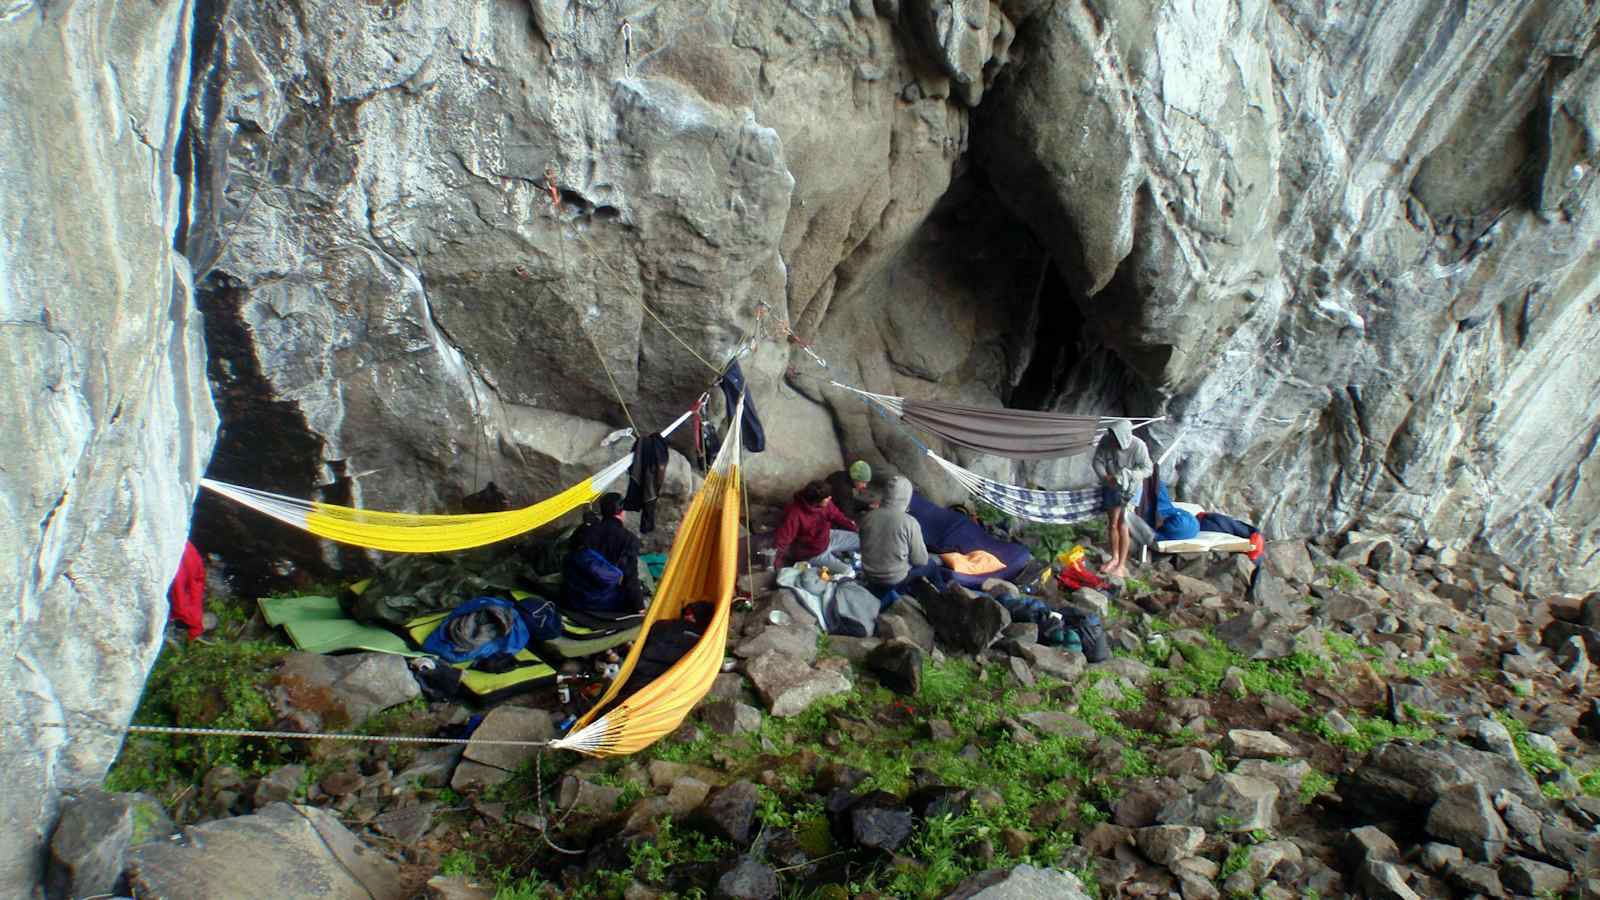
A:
[{"xmin": 257, "ymin": 595, "xmax": 422, "ymax": 657}]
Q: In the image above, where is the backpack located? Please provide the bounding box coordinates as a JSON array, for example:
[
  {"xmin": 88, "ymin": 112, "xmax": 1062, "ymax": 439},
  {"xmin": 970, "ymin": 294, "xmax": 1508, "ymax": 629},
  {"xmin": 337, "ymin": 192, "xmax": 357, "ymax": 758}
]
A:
[
  {"xmin": 563, "ymin": 547, "xmax": 625, "ymax": 611},
  {"xmin": 1060, "ymin": 607, "xmax": 1111, "ymax": 663}
]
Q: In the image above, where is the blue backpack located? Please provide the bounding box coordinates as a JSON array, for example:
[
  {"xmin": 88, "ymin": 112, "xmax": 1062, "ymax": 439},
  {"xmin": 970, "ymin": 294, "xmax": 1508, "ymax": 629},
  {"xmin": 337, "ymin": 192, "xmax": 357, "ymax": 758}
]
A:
[{"xmin": 563, "ymin": 547, "xmax": 626, "ymax": 611}]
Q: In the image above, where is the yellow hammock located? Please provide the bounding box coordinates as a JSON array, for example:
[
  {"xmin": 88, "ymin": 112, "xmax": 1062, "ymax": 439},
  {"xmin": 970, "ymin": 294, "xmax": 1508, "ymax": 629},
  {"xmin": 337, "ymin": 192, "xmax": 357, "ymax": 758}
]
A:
[
  {"xmin": 552, "ymin": 396, "xmax": 744, "ymax": 757},
  {"xmin": 199, "ymin": 410, "xmax": 692, "ymax": 554}
]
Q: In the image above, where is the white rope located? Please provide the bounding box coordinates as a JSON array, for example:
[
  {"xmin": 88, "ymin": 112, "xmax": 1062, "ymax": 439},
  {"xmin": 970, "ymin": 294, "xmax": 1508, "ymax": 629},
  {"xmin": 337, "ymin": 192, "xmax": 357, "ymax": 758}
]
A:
[{"xmin": 23, "ymin": 720, "xmax": 552, "ymax": 748}]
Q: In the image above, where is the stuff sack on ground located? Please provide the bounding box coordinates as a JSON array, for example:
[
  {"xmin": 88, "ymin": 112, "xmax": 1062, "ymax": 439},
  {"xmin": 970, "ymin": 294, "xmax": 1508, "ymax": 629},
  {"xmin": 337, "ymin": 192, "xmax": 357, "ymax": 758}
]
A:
[
  {"xmin": 419, "ymin": 596, "xmax": 531, "ymax": 663},
  {"xmin": 348, "ymin": 547, "xmax": 527, "ymax": 626},
  {"xmin": 1061, "ymin": 606, "xmax": 1110, "ymax": 663}
]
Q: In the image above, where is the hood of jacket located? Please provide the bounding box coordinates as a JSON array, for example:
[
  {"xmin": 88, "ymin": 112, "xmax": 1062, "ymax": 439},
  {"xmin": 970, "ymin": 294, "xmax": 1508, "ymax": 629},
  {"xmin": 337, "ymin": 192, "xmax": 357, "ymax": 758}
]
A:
[
  {"xmin": 882, "ymin": 475, "xmax": 913, "ymax": 513},
  {"xmin": 1110, "ymin": 418, "xmax": 1134, "ymax": 450}
]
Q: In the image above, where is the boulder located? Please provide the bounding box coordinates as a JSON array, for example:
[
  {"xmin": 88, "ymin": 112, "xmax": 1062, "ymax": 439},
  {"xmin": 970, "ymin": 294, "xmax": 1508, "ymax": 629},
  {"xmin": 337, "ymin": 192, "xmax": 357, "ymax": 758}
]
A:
[
  {"xmin": 1135, "ymin": 825, "xmax": 1204, "ymax": 865},
  {"xmin": 1425, "ymin": 783, "xmax": 1509, "ymax": 862},
  {"xmin": 1445, "ymin": 861, "xmax": 1504, "ymax": 896},
  {"xmin": 1215, "ymin": 611, "xmax": 1298, "ymax": 660},
  {"xmin": 1114, "ymin": 779, "xmax": 1185, "ymax": 827},
  {"xmin": 1171, "ymin": 574, "xmax": 1219, "ymax": 599},
  {"xmin": 251, "ymin": 764, "xmax": 305, "ymax": 807},
  {"xmin": 423, "ymin": 875, "xmax": 496, "ymax": 899},
  {"xmin": 944, "ymin": 864, "xmax": 1094, "ymax": 899},
  {"xmin": 371, "ymin": 803, "xmax": 439, "ymax": 845},
  {"xmin": 1161, "ymin": 747, "xmax": 1216, "ymax": 781},
  {"xmin": 1262, "ymin": 542, "xmax": 1315, "ymax": 585},
  {"xmin": 1343, "ymin": 741, "xmax": 1542, "ymax": 819},
  {"xmin": 1008, "ymin": 642, "xmax": 1087, "ymax": 681},
  {"xmin": 125, "ymin": 804, "xmax": 401, "ymax": 899},
  {"xmin": 558, "ymin": 777, "xmax": 624, "ymax": 814},
  {"xmin": 1345, "ymin": 825, "xmax": 1400, "ymax": 866},
  {"xmin": 714, "ymin": 859, "xmax": 779, "ymax": 900},
  {"xmin": 694, "ymin": 781, "xmax": 760, "ymax": 846},
  {"xmin": 878, "ymin": 600, "xmax": 937, "ymax": 653},
  {"xmin": 826, "ymin": 636, "xmax": 883, "ymax": 665},
  {"xmin": 929, "ymin": 584, "xmax": 1012, "ymax": 654},
  {"xmin": 1157, "ymin": 773, "xmax": 1279, "ymax": 833},
  {"xmin": 1007, "ymin": 656, "xmax": 1036, "ymax": 687},
  {"xmin": 734, "ymin": 624, "xmax": 820, "ymax": 662},
  {"xmin": 834, "ymin": 791, "xmax": 915, "ymax": 853},
  {"xmin": 866, "ymin": 639, "xmax": 924, "ymax": 695},
  {"xmin": 1358, "ymin": 860, "xmax": 1422, "ymax": 900},
  {"xmin": 701, "ymin": 699, "xmax": 764, "ymax": 736},
  {"xmin": 45, "ymin": 789, "xmax": 175, "ymax": 900},
  {"xmin": 1223, "ymin": 729, "xmax": 1299, "ymax": 759},
  {"xmin": 271, "ymin": 652, "xmax": 421, "ymax": 732},
  {"xmin": 743, "ymin": 651, "xmax": 852, "ymax": 717},
  {"xmin": 1500, "ymin": 855, "xmax": 1572, "ymax": 895},
  {"xmin": 451, "ymin": 707, "xmax": 555, "ymax": 790},
  {"xmin": 1017, "ymin": 711, "xmax": 1097, "ymax": 742},
  {"xmin": 666, "ymin": 778, "xmax": 713, "ymax": 816}
]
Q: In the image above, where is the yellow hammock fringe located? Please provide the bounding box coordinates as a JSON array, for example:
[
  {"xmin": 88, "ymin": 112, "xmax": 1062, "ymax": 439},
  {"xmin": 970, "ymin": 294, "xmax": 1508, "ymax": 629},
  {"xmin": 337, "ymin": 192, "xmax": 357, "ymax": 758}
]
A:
[{"xmin": 553, "ymin": 397, "xmax": 744, "ymax": 757}]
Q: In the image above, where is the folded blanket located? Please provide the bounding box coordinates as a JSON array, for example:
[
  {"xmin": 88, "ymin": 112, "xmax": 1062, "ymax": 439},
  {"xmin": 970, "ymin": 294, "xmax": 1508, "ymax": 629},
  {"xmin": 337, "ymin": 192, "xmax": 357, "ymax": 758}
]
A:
[{"xmin": 939, "ymin": 550, "xmax": 1007, "ymax": 575}]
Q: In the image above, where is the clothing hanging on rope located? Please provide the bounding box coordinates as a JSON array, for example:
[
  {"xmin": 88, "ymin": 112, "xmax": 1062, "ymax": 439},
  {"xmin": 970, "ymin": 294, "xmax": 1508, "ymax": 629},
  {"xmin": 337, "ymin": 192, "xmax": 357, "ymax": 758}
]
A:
[{"xmin": 716, "ymin": 358, "xmax": 765, "ymax": 453}]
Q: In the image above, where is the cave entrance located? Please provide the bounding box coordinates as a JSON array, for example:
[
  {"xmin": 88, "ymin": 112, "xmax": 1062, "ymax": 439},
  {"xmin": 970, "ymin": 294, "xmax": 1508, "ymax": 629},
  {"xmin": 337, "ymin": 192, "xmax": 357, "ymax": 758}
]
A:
[{"xmin": 1007, "ymin": 255, "xmax": 1087, "ymax": 411}]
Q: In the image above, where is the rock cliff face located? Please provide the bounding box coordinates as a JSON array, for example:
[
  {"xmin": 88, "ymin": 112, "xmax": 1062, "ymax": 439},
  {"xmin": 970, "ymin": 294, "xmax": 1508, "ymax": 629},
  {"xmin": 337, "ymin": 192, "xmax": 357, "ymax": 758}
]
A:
[
  {"xmin": 184, "ymin": 0, "xmax": 1600, "ymax": 591},
  {"xmin": 0, "ymin": 1, "xmax": 216, "ymax": 895}
]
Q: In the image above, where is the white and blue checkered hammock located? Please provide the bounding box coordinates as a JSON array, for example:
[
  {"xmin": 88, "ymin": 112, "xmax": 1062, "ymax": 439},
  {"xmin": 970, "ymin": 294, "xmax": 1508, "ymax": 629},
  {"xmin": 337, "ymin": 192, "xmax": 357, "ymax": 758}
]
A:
[{"xmin": 926, "ymin": 451, "xmax": 1106, "ymax": 525}]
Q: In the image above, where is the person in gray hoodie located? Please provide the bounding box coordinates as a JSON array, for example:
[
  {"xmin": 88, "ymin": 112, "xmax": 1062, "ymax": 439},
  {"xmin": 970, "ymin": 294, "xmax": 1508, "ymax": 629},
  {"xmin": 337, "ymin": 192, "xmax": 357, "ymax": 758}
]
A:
[
  {"xmin": 859, "ymin": 475, "xmax": 949, "ymax": 598},
  {"xmin": 1092, "ymin": 418, "xmax": 1153, "ymax": 578}
]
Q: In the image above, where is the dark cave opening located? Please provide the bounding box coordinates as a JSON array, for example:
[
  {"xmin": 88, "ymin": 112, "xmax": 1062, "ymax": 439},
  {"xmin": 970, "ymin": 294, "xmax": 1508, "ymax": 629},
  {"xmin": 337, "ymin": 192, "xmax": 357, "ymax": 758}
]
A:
[{"xmin": 1007, "ymin": 256, "xmax": 1089, "ymax": 412}]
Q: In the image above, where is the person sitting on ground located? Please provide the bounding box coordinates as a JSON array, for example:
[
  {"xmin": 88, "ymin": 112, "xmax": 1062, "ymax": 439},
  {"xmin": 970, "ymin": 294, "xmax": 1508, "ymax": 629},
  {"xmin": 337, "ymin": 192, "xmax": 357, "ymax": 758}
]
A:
[
  {"xmin": 772, "ymin": 480, "xmax": 860, "ymax": 570},
  {"xmin": 860, "ymin": 475, "xmax": 950, "ymax": 597},
  {"xmin": 825, "ymin": 460, "xmax": 878, "ymax": 519},
  {"xmin": 1093, "ymin": 418, "xmax": 1153, "ymax": 579},
  {"xmin": 561, "ymin": 492, "xmax": 645, "ymax": 613}
]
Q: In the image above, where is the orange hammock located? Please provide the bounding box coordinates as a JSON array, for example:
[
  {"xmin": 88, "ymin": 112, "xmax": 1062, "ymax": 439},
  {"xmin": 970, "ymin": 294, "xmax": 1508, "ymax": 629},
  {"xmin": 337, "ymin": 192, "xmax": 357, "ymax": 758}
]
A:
[{"xmin": 552, "ymin": 397, "xmax": 744, "ymax": 757}]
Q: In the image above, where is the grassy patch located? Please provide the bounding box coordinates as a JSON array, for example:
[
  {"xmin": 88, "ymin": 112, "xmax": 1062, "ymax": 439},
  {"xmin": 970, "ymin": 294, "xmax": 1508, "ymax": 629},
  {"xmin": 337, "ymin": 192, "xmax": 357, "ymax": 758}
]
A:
[
  {"xmin": 1321, "ymin": 564, "xmax": 1361, "ymax": 591},
  {"xmin": 1297, "ymin": 768, "xmax": 1336, "ymax": 804},
  {"xmin": 105, "ymin": 637, "xmax": 291, "ymax": 796},
  {"xmin": 1492, "ymin": 712, "xmax": 1600, "ymax": 799},
  {"xmin": 1300, "ymin": 710, "xmax": 1434, "ymax": 754}
]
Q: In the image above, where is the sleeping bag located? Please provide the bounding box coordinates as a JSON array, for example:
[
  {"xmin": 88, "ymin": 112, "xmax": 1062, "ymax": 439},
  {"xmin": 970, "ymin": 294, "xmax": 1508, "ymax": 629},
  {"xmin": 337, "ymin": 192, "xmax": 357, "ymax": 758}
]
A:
[
  {"xmin": 1155, "ymin": 507, "xmax": 1200, "ymax": 541},
  {"xmin": 906, "ymin": 492, "xmax": 1033, "ymax": 587}
]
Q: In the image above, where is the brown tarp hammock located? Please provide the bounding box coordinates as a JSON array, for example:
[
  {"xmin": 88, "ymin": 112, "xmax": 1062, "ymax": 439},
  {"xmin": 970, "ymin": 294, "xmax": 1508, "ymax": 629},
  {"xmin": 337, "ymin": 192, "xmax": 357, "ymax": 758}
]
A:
[{"xmin": 899, "ymin": 398, "xmax": 1105, "ymax": 459}]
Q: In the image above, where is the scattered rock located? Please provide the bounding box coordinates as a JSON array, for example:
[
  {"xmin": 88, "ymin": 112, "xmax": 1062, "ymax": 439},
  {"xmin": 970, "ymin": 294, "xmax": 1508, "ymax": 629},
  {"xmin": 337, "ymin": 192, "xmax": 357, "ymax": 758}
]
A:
[
  {"xmin": 666, "ymin": 778, "xmax": 712, "ymax": 816},
  {"xmin": 1008, "ymin": 642, "xmax": 1086, "ymax": 681},
  {"xmin": 1345, "ymin": 825, "xmax": 1399, "ymax": 866},
  {"xmin": 1017, "ymin": 711, "xmax": 1097, "ymax": 742},
  {"xmin": 866, "ymin": 639, "xmax": 924, "ymax": 695},
  {"xmin": 826, "ymin": 635, "xmax": 882, "ymax": 665},
  {"xmin": 1157, "ymin": 773, "xmax": 1278, "ymax": 833},
  {"xmin": 371, "ymin": 803, "xmax": 439, "ymax": 844},
  {"xmin": 1001, "ymin": 622, "xmax": 1038, "ymax": 645},
  {"xmin": 252, "ymin": 764, "xmax": 305, "ymax": 807},
  {"xmin": 1344, "ymin": 740, "xmax": 1542, "ymax": 819},
  {"xmin": 1007, "ymin": 656, "xmax": 1036, "ymax": 687},
  {"xmin": 1223, "ymin": 729, "xmax": 1298, "ymax": 759},
  {"xmin": 1114, "ymin": 778, "xmax": 1185, "ymax": 828},
  {"xmin": 45, "ymin": 788, "xmax": 174, "ymax": 900},
  {"xmin": 558, "ymin": 777, "xmax": 624, "ymax": 814},
  {"xmin": 1358, "ymin": 860, "xmax": 1422, "ymax": 900},
  {"xmin": 1419, "ymin": 842, "xmax": 1462, "ymax": 873},
  {"xmin": 713, "ymin": 859, "xmax": 779, "ymax": 900},
  {"xmin": 1425, "ymin": 783, "xmax": 1509, "ymax": 862},
  {"xmin": 743, "ymin": 651, "xmax": 852, "ymax": 717},
  {"xmin": 1071, "ymin": 589, "xmax": 1109, "ymax": 616},
  {"xmin": 1444, "ymin": 861, "xmax": 1503, "ymax": 896},
  {"xmin": 452, "ymin": 707, "xmax": 555, "ymax": 791},
  {"xmin": 1161, "ymin": 747, "xmax": 1216, "ymax": 781},
  {"xmin": 944, "ymin": 864, "xmax": 1094, "ymax": 899},
  {"xmin": 1080, "ymin": 823, "xmax": 1133, "ymax": 857},
  {"xmin": 694, "ymin": 781, "xmax": 760, "ymax": 846},
  {"xmin": 423, "ymin": 874, "xmax": 497, "ymax": 899},
  {"xmin": 1171, "ymin": 574, "xmax": 1219, "ymax": 599},
  {"xmin": 878, "ymin": 601, "xmax": 936, "ymax": 653},
  {"xmin": 701, "ymin": 699, "xmax": 763, "ymax": 735},
  {"xmin": 271, "ymin": 652, "xmax": 421, "ymax": 732},
  {"xmin": 1216, "ymin": 611, "xmax": 1298, "ymax": 660},
  {"xmin": 126, "ymin": 804, "xmax": 401, "ymax": 899},
  {"xmin": 734, "ymin": 624, "xmax": 819, "ymax": 663},
  {"xmin": 1136, "ymin": 825, "xmax": 1204, "ymax": 865},
  {"xmin": 1500, "ymin": 855, "xmax": 1571, "ymax": 895},
  {"xmin": 929, "ymin": 584, "xmax": 1012, "ymax": 654},
  {"xmin": 831, "ymin": 790, "xmax": 915, "ymax": 853}
]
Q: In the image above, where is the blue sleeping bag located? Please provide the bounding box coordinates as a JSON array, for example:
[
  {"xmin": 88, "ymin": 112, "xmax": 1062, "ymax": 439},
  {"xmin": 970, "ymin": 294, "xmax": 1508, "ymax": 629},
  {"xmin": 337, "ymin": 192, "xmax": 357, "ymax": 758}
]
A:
[
  {"xmin": 906, "ymin": 492, "xmax": 1033, "ymax": 587},
  {"xmin": 1155, "ymin": 508, "xmax": 1200, "ymax": 541}
]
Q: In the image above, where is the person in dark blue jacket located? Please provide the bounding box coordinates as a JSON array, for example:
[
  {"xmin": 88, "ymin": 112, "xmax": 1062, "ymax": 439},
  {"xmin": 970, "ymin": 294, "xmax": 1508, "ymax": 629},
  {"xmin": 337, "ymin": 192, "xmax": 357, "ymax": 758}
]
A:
[{"xmin": 563, "ymin": 492, "xmax": 644, "ymax": 612}]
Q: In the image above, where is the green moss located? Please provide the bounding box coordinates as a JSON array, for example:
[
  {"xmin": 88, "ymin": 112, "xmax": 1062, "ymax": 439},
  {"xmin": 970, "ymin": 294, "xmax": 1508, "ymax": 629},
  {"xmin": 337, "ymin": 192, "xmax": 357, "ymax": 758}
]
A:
[{"xmin": 1300, "ymin": 710, "xmax": 1434, "ymax": 754}]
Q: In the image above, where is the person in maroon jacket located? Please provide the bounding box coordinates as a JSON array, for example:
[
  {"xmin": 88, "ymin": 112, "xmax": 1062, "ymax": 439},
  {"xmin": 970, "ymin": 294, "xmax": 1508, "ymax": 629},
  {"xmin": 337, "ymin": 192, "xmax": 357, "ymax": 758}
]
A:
[{"xmin": 772, "ymin": 481, "xmax": 859, "ymax": 570}]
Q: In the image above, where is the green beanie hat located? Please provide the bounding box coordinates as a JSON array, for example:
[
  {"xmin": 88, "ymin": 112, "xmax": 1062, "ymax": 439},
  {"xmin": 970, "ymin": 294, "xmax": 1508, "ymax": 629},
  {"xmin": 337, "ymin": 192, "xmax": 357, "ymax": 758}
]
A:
[{"xmin": 849, "ymin": 460, "xmax": 872, "ymax": 482}]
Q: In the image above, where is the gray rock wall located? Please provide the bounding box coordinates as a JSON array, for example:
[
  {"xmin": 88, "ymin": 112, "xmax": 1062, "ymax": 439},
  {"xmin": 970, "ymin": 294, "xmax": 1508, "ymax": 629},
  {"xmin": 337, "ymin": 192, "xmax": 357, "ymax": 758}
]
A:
[
  {"xmin": 185, "ymin": 0, "xmax": 1599, "ymax": 591},
  {"xmin": 0, "ymin": 1, "xmax": 215, "ymax": 895}
]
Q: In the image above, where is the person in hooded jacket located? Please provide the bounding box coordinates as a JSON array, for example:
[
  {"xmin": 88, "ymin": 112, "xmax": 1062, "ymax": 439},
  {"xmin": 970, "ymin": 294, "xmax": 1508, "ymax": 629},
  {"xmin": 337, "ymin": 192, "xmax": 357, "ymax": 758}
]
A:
[
  {"xmin": 772, "ymin": 481, "xmax": 859, "ymax": 570},
  {"xmin": 859, "ymin": 475, "xmax": 950, "ymax": 597},
  {"xmin": 1092, "ymin": 418, "xmax": 1153, "ymax": 578}
]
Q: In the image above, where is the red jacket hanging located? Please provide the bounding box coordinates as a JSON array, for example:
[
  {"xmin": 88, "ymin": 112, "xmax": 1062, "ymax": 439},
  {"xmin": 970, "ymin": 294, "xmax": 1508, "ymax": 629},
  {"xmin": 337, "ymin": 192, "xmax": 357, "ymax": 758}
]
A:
[{"xmin": 168, "ymin": 541, "xmax": 206, "ymax": 639}]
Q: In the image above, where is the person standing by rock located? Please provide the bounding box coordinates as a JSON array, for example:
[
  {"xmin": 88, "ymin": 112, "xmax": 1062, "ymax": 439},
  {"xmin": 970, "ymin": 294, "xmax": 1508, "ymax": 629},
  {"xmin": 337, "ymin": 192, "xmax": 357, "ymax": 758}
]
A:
[
  {"xmin": 1093, "ymin": 419, "xmax": 1152, "ymax": 578},
  {"xmin": 860, "ymin": 476, "xmax": 949, "ymax": 597},
  {"xmin": 772, "ymin": 481, "xmax": 860, "ymax": 570}
]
